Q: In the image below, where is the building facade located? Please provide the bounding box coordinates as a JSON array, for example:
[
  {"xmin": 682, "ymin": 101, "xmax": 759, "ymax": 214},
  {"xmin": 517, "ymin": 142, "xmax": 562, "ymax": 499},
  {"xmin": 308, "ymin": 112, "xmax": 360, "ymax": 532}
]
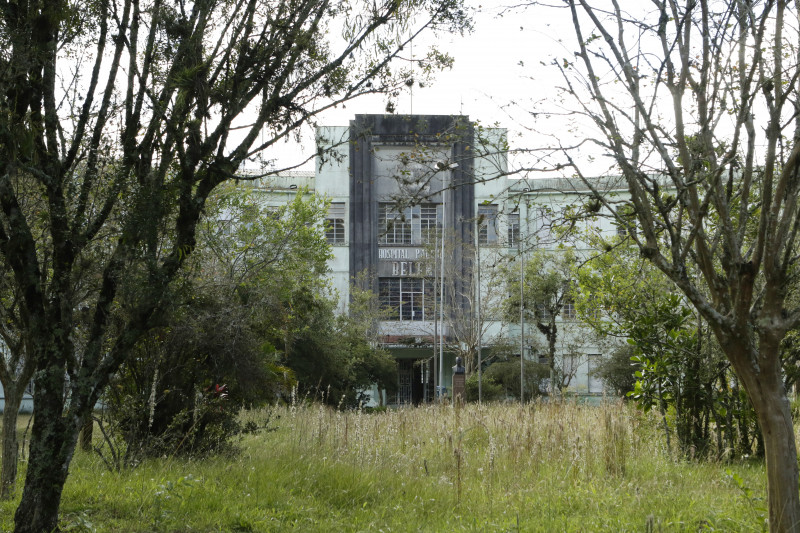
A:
[
  {"xmin": 0, "ymin": 117, "xmax": 627, "ymax": 412},
  {"xmin": 254, "ymin": 114, "xmax": 625, "ymax": 406}
]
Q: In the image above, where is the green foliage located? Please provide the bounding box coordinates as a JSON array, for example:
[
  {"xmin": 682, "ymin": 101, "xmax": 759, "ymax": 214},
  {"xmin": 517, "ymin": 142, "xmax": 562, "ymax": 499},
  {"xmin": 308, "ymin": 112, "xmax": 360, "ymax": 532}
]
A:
[
  {"xmin": 464, "ymin": 373, "xmax": 504, "ymax": 402},
  {"xmin": 104, "ymin": 189, "xmax": 329, "ymax": 458},
  {"xmin": 469, "ymin": 358, "xmax": 552, "ymax": 401},
  {"xmin": 282, "ymin": 291, "xmax": 397, "ymax": 407},
  {"xmin": 589, "ymin": 344, "xmax": 636, "ymax": 397},
  {"xmin": 575, "ymin": 240, "xmax": 760, "ymax": 459},
  {"xmin": 103, "ymin": 190, "xmax": 397, "ymax": 460},
  {"xmin": 502, "ymin": 248, "xmax": 579, "ymax": 390},
  {"xmin": 0, "ymin": 404, "xmax": 772, "ymax": 532},
  {"xmin": 104, "ymin": 291, "xmax": 296, "ymax": 460}
]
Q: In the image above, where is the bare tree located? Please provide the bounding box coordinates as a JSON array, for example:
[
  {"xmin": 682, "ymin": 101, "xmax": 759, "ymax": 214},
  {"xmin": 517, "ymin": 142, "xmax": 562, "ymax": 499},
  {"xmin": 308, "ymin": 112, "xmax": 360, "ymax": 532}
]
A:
[
  {"xmin": 503, "ymin": 246, "xmax": 583, "ymax": 394},
  {"xmin": 440, "ymin": 232, "xmax": 507, "ymax": 378},
  {"xmin": 533, "ymin": 1, "xmax": 800, "ymax": 530},
  {"xmin": 0, "ymin": 0, "xmax": 469, "ymax": 530},
  {"xmin": 0, "ymin": 288, "xmax": 34, "ymax": 500}
]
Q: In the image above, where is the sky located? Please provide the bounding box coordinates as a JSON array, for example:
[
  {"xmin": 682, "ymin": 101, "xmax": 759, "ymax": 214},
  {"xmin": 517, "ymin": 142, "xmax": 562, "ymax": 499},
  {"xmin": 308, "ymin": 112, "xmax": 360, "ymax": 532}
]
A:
[{"xmin": 272, "ymin": 1, "xmax": 579, "ymax": 173}]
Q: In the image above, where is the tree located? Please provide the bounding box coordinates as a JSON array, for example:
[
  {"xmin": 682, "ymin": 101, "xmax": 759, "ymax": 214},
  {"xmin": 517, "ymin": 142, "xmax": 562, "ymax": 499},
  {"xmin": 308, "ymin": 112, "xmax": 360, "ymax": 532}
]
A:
[
  {"xmin": 504, "ymin": 247, "xmax": 582, "ymax": 393},
  {"xmin": 103, "ymin": 185, "xmax": 328, "ymax": 460},
  {"xmin": 534, "ymin": 1, "xmax": 800, "ymax": 529},
  {"xmin": 588, "ymin": 343, "xmax": 635, "ymax": 397},
  {"xmin": 575, "ymin": 237, "xmax": 760, "ymax": 459},
  {"xmin": 0, "ymin": 1, "xmax": 469, "ymax": 530},
  {"xmin": 0, "ymin": 292, "xmax": 34, "ymax": 500},
  {"xmin": 336, "ymin": 280, "xmax": 399, "ymax": 406},
  {"xmin": 433, "ymin": 231, "xmax": 507, "ymax": 378}
]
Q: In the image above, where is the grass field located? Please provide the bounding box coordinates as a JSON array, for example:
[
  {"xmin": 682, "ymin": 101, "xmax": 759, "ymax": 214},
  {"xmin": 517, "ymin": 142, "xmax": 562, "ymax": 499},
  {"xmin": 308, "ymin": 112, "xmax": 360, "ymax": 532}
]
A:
[{"xmin": 0, "ymin": 401, "xmax": 773, "ymax": 532}]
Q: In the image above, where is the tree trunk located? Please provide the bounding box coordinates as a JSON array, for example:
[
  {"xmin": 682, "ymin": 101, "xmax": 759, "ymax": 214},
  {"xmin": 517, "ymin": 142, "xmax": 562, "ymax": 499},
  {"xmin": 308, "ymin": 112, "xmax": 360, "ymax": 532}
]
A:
[
  {"xmin": 730, "ymin": 335, "xmax": 800, "ymax": 533},
  {"xmin": 13, "ymin": 371, "xmax": 80, "ymax": 533},
  {"xmin": 1, "ymin": 390, "xmax": 23, "ymax": 499},
  {"xmin": 78, "ymin": 418, "xmax": 93, "ymax": 452},
  {"xmin": 749, "ymin": 378, "xmax": 800, "ymax": 532}
]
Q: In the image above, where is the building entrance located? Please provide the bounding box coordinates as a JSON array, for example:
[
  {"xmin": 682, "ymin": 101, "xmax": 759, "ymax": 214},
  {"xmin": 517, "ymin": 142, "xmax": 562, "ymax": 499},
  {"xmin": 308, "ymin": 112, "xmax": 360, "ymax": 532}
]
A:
[{"xmin": 396, "ymin": 358, "xmax": 435, "ymax": 405}]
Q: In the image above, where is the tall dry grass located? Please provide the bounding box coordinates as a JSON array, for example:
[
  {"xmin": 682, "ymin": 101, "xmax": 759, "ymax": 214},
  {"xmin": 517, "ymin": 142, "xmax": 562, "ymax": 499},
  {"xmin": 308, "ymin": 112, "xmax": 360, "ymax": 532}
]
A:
[{"xmin": 0, "ymin": 400, "xmax": 769, "ymax": 531}]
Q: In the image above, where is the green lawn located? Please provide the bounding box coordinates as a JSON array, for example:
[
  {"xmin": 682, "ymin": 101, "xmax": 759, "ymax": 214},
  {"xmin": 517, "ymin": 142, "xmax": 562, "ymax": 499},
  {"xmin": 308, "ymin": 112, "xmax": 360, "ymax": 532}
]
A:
[{"xmin": 0, "ymin": 402, "xmax": 771, "ymax": 532}]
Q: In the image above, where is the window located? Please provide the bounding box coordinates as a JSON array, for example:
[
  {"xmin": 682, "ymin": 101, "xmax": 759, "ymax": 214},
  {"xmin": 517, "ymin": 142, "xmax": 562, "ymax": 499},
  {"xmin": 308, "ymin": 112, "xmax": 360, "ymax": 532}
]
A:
[
  {"xmin": 478, "ymin": 204, "xmax": 498, "ymax": 245},
  {"xmin": 379, "ymin": 203, "xmax": 441, "ymax": 245},
  {"xmin": 562, "ymin": 355, "xmax": 579, "ymax": 377},
  {"xmin": 508, "ymin": 212, "xmax": 520, "ymax": 248},
  {"xmin": 588, "ymin": 354, "xmax": 604, "ymax": 393},
  {"xmin": 379, "ymin": 277, "xmax": 436, "ymax": 321},
  {"xmin": 379, "ymin": 203, "xmax": 412, "ymax": 244},
  {"xmin": 326, "ymin": 203, "xmax": 346, "ymax": 244},
  {"xmin": 616, "ymin": 219, "xmax": 638, "ymax": 238},
  {"xmin": 562, "ymin": 298, "xmax": 577, "ymax": 319},
  {"xmin": 534, "ymin": 303, "xmax": 552, "ymax": 321},
  {"xmin": 420, "ymin": 204, "xmax": 441, "ymax": 243},
  {"xmin": 535, "ymin": 207, "xmax": 552, "ymax": 243}
]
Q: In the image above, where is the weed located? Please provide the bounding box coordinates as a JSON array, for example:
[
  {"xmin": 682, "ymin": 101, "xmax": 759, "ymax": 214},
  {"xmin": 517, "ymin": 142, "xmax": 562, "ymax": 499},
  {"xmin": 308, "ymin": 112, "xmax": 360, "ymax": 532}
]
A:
[
  {"xmin": 0, "ymin": 401, "xmax": 772, "ymax": 532},
  {"xmin": 725, "ymin": 468, "xmax": 768, "ymax": 531}
]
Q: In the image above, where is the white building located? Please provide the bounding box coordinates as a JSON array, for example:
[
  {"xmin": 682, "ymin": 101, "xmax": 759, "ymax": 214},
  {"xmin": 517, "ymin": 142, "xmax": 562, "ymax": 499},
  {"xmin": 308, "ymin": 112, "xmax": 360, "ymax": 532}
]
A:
[
  {"xmin": 250, "ymin": 114, "xmax": 623, "ymax": 405},
  {"xmin": 0, "ymin": 117, "xmax": 628, "ymax": 412}
]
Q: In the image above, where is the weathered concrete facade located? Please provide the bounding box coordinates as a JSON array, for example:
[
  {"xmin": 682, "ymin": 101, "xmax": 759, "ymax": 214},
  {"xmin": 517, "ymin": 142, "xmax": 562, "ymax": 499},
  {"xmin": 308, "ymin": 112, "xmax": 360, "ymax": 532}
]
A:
[{"xmin": 251, "ymin": 114, "xmax": 616, "ymax": 406}]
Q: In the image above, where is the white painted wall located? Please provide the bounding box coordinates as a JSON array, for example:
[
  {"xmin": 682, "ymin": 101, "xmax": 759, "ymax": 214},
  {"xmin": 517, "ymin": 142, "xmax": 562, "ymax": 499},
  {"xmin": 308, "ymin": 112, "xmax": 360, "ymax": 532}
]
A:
[{"xmin": 251, "ymin": 124, "xmax": 630, "ymax": 399}]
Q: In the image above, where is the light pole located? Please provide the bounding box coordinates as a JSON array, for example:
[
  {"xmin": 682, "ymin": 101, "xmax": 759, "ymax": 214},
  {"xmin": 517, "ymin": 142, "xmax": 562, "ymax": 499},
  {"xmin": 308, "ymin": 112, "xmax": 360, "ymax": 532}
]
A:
[
  {"xmin": 436, "ymin": 162, "xmax": 457, "ymax": 401},
  {"xmin": 432, "ymin": 210, "xmax": 438, "ymax": 403},
  {"xmin": 512, "ymin": 193, "xmax": 528, "ymax": 404},
  {"xmin": 475, "ymin": 215, "xmax": 482, "ymax": 403},
  {"xmin": 438, "ymin": 174, "xmax": 447, "ymax": 400}
]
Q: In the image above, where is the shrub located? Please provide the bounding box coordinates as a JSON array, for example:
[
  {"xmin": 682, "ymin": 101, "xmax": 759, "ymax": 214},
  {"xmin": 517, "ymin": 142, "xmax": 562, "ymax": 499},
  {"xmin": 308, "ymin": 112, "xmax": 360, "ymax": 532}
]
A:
[{"xmin": 465, "ymin": 374, "xmax": 505, "ymax": 402}]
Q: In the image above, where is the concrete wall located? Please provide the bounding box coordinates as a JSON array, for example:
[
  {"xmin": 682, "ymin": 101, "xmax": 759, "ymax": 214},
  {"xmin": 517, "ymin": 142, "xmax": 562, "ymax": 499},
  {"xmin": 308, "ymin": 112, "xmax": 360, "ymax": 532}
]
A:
[{"xmin": 253, "ymin": 117, "xmax": 628, "ymax": 400}]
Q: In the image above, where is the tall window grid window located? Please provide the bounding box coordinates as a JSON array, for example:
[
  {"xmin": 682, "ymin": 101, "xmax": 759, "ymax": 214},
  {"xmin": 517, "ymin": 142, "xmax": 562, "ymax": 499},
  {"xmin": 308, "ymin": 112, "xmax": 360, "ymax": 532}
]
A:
[
  {"xmin": 379, "ymin": 277, "xmax": 436, "ymax": 321},
  {"xmin": 478, "ymin": 204, "xmax": 498, "ymax": 245},
  {"xmin": 562, "ymin": 299, "xmax": 577, "ymax": 319},
  {"xmin": 562, "ymin": 281, "xmax": 577, "ymax": 319},
  {"xmin": 535, "ymin": 207, "xmax": 552, "ymax": 243},
  {"xmin": 379, "ymin": 203, "xmax": 441, "ymax": 245},
  {"xmin": 325, "ymin": 202, "xmax": 346, "ymax": 244},
  {"xmin": 508, "ymin": 212, "xmax": 520, "ymax": 248},
  {"xmin": 420, "ymin": 204, "xmax": 440, "ymax": 242},
  {"xmin": 535, "ymin": 303, "xmax": 552, "ymax": 321}
]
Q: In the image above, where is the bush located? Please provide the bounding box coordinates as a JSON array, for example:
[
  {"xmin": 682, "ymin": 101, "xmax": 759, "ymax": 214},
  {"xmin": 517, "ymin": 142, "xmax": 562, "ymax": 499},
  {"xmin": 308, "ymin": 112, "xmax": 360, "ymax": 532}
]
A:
[
  {"xmin": 480, "ymin": 358, "xmax": 552, "ymax": 400},
  {"xmin": 102, "ymin": 292, "xmax": 296, "ymax": 462},
  {"xmin": 465, "ymin": 373, "xmax": 505, "ymax": 402},
  {"xmin": 590, "ymin": 344, "xmax": 636, "ymax": 398}
]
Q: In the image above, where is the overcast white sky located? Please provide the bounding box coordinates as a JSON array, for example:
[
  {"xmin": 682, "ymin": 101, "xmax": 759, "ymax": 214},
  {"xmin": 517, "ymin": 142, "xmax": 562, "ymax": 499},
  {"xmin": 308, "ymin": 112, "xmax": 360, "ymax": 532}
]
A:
[
  {"xmin": 273, "ymin": 1, "xmax": 580, "ymax": 173},
  {"xmin": 261, "ymin": 1, "xmax": 780, "ymax": 179}
]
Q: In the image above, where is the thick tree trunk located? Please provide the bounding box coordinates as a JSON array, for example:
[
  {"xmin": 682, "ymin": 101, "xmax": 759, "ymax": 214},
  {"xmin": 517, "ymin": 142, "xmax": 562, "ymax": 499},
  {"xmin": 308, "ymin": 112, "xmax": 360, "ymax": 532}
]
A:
[
  {"xmin": 728, "ymin": 333, "xmax": 800, "ymax": 533},
  {"xmin": 13, "ymin": 370, "xmax": 79, "ymax": 533},
  {"xmin": 1, "ymin": 391, "xmax": 23, "ymax": 499},
  {"xmin": 749, "ymin": 375, "xmax": 800, "ymax": 532}
]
